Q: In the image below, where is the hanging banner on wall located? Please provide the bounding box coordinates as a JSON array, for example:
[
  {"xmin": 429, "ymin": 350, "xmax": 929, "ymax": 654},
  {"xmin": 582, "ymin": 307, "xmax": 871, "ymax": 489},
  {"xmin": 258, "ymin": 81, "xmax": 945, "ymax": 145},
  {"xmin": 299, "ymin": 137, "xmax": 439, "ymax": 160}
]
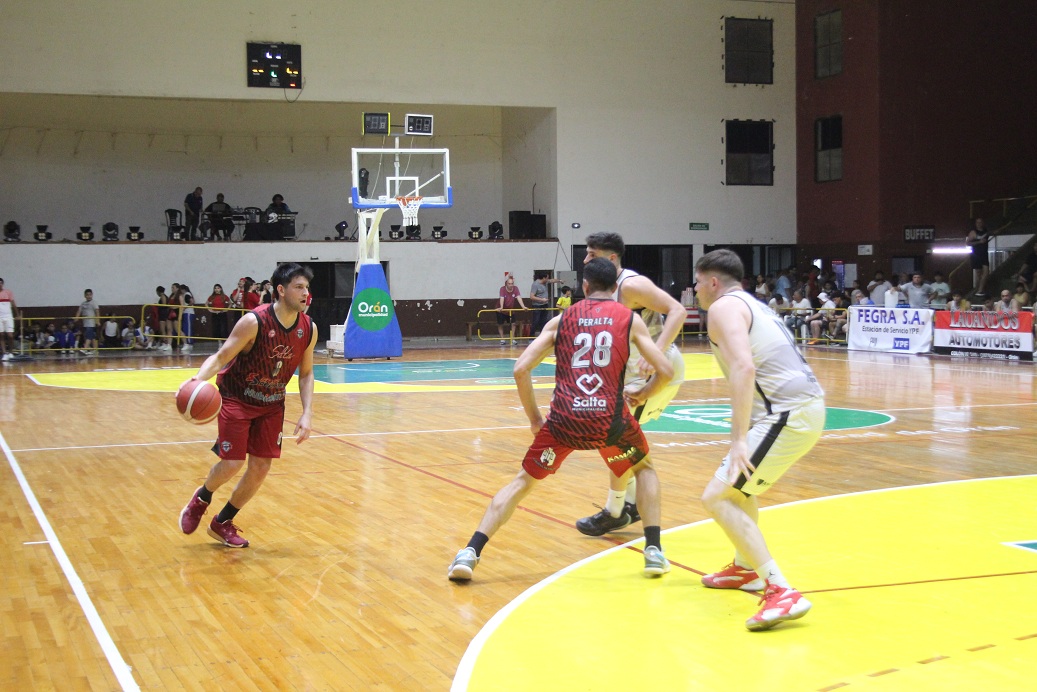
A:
[
  {"xmin": 932, "ymin": 310, "xmax": 1033, "ymax": 361},
  {"xmin": 847, "ymin": 306, "xmax": 934, "ymax": 354}
]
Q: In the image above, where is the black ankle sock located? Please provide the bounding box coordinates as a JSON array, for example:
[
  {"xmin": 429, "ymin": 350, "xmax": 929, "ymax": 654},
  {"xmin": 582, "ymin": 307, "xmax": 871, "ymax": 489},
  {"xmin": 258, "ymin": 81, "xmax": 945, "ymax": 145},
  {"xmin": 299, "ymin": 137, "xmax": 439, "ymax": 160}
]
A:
[
  {"xmin": 467, "ymin": 531, "xmax": 489, "ymax": 557},
  {"xmin": 197, "ymin": 485, "xmax": 214, "ymax": 504},
  {"xmin": 215, "ymin": 502, "xmax": 240, "ymax": 524},
  {"xmin": 644, "ymin": 525, "xmax": 661, "ymax": 550}
]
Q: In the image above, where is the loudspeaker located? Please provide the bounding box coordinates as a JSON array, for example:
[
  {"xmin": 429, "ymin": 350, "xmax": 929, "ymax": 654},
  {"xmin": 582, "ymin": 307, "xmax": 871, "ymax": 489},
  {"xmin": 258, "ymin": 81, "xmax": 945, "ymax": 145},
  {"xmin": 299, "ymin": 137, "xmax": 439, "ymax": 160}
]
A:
[{"xmin": 508, "ymin": 211, "xmax": 546, "ymax": 240}]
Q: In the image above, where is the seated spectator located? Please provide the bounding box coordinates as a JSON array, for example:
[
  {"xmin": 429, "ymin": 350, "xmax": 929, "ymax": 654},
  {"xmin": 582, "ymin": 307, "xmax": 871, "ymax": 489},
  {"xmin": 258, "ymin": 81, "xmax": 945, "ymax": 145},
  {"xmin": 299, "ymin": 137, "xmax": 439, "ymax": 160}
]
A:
[
  {"xmin": 828, "ymin": 294, "xmax": 849, "ymax": 340},
  {"xmin": 102, "ymin": 314, "xmax": 121, "ymax": 349},
  {"xmin": 929, "ymin": 272, "xmax": 951, "ymax": 309},
  {"xmin": 1011, "ymin": 282, "xmax": 1030, "ymax": 309},
  {"xmin": 55, "ymin": 322, "xmax": 76, "ymax": 355},
  {"xmin": 979, "ymin": 296, "xmax": 996, "ymax": 311},
  {"xmin": 808, "ymin": 292, "xmax": 835, "ymax": 343},
  {"xmin": 784, "ymin": 289, "xmax": 812, "ymax": 336},
  {"xmin": 767, "ymin": 292, "xmax": 787, "ymax": 314},
  {"xmin": 754, "ymin": 275, "xmax": 771, "ymax": 302},
  {"xmin": 1012, "ymin": 248, "xmax": 1037, "ymax": 295},
  {"xmin": 994, "ymin": 289, "xmax": 1019, "ymax": 312},
  {"xmin": 949, "ymin": 292, "xmax": 971, "ymax": 312},
  {"xmin": 204, "ymin": 193, "xmax": 235, "ymax": 241},
  {"xmin": 35, "ymin": 323, "xmax": 58, "ymax": 351},
  {"xmin": 851, "ymin": 289, "xmax": 874, "ymax": 306},
  {"xmin": 122, "ymin": 317, "xmax": 152, "ymax": 350}
]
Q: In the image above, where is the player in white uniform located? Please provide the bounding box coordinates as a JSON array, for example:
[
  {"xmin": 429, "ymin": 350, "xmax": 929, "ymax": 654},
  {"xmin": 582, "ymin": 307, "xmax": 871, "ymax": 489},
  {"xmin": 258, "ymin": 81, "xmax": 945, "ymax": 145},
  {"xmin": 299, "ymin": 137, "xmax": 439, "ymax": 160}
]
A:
[
  {"xmin": 576, "ymin": 233, "xmax": 687, "ymax": 536},
  {"xmin": 0, "ymin": 278, "xmax": 18, "ymax": 361},
  {"xmin": 694, "ymin": 248, "xmax": 825, "ymax": 631}
]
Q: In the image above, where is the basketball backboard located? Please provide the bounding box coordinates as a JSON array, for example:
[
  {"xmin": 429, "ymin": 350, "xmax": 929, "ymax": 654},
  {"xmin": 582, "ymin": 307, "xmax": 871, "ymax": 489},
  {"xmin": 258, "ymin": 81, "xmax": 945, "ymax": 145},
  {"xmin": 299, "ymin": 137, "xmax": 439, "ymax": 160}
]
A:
[{"xmin": 350, "ymin": 146, "xmax": 452, "ymax": 209}]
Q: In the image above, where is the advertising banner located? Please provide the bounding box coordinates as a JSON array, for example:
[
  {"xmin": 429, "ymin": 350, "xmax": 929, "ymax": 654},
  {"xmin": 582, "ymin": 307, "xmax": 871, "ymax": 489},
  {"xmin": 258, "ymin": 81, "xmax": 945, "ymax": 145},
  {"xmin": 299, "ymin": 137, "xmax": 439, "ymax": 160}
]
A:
[
  {"xmin": 344, "ymin": 263, "xmax": 403, "ymax": 359},
  {"xmin": 847, "ymin": 306, "xmax": 933, "ymax": 354},
  {"xmin": 932, "ymin": 310, "xmax": 1033, "ymax": 361}
]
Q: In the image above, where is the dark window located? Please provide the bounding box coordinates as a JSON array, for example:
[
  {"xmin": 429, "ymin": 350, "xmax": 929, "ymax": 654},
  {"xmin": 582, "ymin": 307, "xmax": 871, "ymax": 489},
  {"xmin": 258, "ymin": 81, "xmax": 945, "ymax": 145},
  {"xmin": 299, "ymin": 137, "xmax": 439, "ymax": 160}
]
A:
[
  {"xmin": 815, "ymin": 115, "xmax": 843, "ymax": 182},
  {"xmin": 725, "ymin": 120, "xmax": 774, "ymax": 186},
  {"xmin": 815, "ymin": 10, "xmax": 843, "ymax": 78},
  {"xmin": 725, "ymin": 18, "xmax": 773, "ymax": 85}
]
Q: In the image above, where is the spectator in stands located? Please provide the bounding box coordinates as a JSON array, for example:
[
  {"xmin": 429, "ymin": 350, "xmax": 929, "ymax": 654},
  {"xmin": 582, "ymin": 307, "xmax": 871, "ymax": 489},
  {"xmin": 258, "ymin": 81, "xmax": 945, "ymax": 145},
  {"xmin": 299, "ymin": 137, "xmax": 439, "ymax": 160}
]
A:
[
  {"xmin": 265, "ymin": 194, "xmax": 292, "ymax": 216},
  {"xmin": 0, "ymin": 277, "xmax": 18, "ymax": 361},
  {"xmin": 851, "ymin": 289, "xmax": 874, "ymax": 306},
  {"xmin": 867, "ymin": 270, "xmax": 891, "ymax": 306},
  {"xmin": 994, "ymin": 289, "xmax": 1019, "ymax": 313},
  {"xmin": 1011, "ymin": 281, "xmax": 1030, "ymax": 309},
  {"xmin": 980, "ymin": 296, "xmax": 996, "ymax": 311},
  {"xmin": 785, "ymin": 289, "xmax": 811, "ymax": 336},
  {"xmin": 184, "ymin": 187, "xmax": 203, "ymax": 241},
  {"xmin": 243, "ymin": 279, "xmax": 262, "ymax": 311},
  {"xmin": 179, "ymin": 285, "xmax": 196, "ymax": 353},
  {"xmin": 35, "ymin": 323, "xmax": 58, "ymax": 352},
  {"xmin": 774, "ymin": 268, "xmax": 793, "ymax": 301},
  {"xmin": 75, "ymin": 288, "xmax": 100, "ymax": 356},
  {"xmin": 165, "ymin": 283, "xmax": 182, "ymax": 351},
  {"xmin": 929, "ymin": 272, "xmax": 951, "ymax": 309},
  {"xmin": 528, "ymin": 271, "xmax": 560, "ymax": 336},
  {"xmin": 496, "ymin": 273, "xmax": 527, "ymax": 345},
  {"xmin": 556, "ymin": 285, "xmax": 573, "ymax": 311},
  {"xmin": 754, "ymin": 274, "xmax": 771, "ymax": 302},
  {"xmin": 207, "ymin": 284, "xmax": 231, "ymax": 344},
  {"xmin": 1012, "ymin": 247, "xmax": 1037, "ymax": 295},
  {"xmin": 259, "ymin": 279, "xmax": 275, "ymax": 305},
  {"xmin": 122, "ymin": 317, "xmax": 150, "ymax": 350},
  {"xmin": 55, "ymin": 322, "xmax": 76, "ymax": 355},
  {"xmin": 807, "ymin": 292, "xmax": 835, "ymax": 343},
  {"xmin": 828, "ymin": 293, "xmax": 849, "ymax": 340},
  {"xmin": 805, "ymin": 269, "xmax": 820, "ymax": 300},
  {"xmin": 949, "ymin": 291, "xmax": 971, "ymax": 312},
  {"xmin": 904, "ymin": 272, "xmax": 933, "ymax": 308},
  {"xmin": 102, "ymin": 314, "xmax": 121, "ymax": 349},
  {"xmin": 767, "ymin": 292, "xmax": 787, "ymax": 315},
  {"xmin": 966, "ymin": 218, "xmax": 992, "ymax": 297},
  {"xmin": 229, "ymin": 277, "xmax": 248, "ymax": 330},
  {"xmin": 204, "ymin": 193, "xmax": 235, "ymax": 241},
  {"xmin": 884, "ymin": 276, "xmax": 908, "ymax": 308}
]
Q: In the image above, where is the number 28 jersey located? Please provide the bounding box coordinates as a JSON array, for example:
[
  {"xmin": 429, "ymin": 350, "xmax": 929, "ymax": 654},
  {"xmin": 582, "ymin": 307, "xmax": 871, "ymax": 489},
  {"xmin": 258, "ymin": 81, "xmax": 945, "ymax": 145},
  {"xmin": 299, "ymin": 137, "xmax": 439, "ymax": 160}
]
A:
[{"xmin": 548, "ymin": 298, "xmax": 636, "ymax": 447}]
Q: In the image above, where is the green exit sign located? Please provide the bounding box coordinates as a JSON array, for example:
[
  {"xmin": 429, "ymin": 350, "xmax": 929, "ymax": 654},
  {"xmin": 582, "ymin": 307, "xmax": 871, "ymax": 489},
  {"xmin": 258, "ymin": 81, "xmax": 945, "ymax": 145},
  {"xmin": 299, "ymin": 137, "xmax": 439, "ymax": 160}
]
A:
[{"xmin": 689, "ymin": 222, "xmax": 709, "ymax": 231}]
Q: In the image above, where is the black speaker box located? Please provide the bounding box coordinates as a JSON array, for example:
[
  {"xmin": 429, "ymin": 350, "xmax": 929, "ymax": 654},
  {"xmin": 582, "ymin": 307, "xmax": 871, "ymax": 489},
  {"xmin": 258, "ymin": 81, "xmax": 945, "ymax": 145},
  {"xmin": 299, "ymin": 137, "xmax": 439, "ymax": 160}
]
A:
[{"xmin": 509, "ymin": 211, "xmax": 547, "ymax": 239}]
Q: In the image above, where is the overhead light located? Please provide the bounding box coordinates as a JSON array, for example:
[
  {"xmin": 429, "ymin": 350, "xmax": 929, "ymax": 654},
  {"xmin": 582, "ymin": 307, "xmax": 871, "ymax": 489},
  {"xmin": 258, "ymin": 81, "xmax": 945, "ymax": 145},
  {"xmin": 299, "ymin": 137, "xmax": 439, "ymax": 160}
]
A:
[
  {"xmin": 102, "ymin": 222, "xmax": 119, "ymax": 242},
  {"xmin": 127, "ymin": 226, "xmax": 144, "ymax": 241},
  {"xmin": 488, "ymin": 221, "xmax": 504, "ymax": 240},
  {"xmin": 405, "ymin": 224, "xmax": 421, "ymax": 241},
  {"xmin": 335, "ymin": 220, "xmax": 349, "ymax": 240},
  {"xmin": 389, "ymin": 224, "xmax": 404, "ymax": 240},
  {"xmin": 571, "ymin": 222, "xmax": 582, "ymax": 229},
  {"xmin": 77, "ymin": 226, "xmax": 94, "ymax": 242},
  {"xmin": 468, "ymin": 226, "xmax": 483, "ymax": 240},
  {"xmin": 34, "ymin": 224, "xmax": 52, "ymax": 242},
  {"xmin": 432, "ymin": 224, "xmax": 446, "ymax": 240},
  {"xmin": 931, "ymin": 246, "xmax": 971, "ymax": 255},
  {"xmin": 3, "ymin": 221, "xmax": 21, "ymax": 242}
]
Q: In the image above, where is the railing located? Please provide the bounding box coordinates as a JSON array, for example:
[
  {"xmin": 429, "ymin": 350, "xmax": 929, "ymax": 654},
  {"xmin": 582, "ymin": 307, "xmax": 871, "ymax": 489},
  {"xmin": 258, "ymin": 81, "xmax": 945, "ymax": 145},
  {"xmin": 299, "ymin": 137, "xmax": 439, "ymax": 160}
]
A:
[
  {"xmin": 773, "ymin": 306, "xmax": 849, "ymax": 345},
  {"xmin": 470, "ymin": 307, "xmax": 561, "ymax": 342}
]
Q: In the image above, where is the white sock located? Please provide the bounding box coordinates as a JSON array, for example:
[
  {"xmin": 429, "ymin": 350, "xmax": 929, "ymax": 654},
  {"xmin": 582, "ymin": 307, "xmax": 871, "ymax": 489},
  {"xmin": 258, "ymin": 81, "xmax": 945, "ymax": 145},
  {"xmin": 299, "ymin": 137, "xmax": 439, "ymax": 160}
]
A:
[
  {"xmin": 757, "ymin": 559, "xmax": 790, "ymax": 589},
  {"xmin": 605, "ymin": 490, "xmax": 626, "ymax": 518},
  {"xmin": 624, "ymin": 477, "xmax": 637, "ymax": 504},
  {"xmin": 733, "ymin": 552, "xmax": 754, "ymax": 570}
]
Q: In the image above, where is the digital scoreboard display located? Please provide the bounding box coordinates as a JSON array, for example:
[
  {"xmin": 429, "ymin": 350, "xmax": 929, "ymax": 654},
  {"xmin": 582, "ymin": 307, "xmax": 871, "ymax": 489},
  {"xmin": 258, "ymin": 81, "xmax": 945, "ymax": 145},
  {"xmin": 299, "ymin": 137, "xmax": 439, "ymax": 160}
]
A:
[
  {"xmin": 247, "ymin": 43, "xmax": 302, "ymax": 89},
  {"xmin": 363, "ymin": 112, "xmax": 390, "ymax": 136},
  {"xmin": 405, "ymin": 113, "xmax": 434, "ymax": 136}
]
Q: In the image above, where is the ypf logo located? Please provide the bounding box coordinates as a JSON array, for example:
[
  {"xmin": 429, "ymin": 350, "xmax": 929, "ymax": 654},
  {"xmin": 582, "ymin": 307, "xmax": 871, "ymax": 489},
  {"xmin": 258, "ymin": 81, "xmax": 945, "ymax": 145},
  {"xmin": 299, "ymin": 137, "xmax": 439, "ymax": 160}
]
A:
[
  {"xmin": 351, "ymin": 287, "xmax": 394, "ymax": 331},
  {"xmin": 893, "ymin": 338, "xmax": 910, "ymax": 350}
]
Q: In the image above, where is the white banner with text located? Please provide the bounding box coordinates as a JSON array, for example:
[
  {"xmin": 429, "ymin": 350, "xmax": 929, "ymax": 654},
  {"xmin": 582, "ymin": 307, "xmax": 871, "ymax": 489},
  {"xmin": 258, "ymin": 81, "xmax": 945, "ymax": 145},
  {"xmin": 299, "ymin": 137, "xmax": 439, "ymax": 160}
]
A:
[{"xmin": 847, "ymin": 306, "xmax": 934, "ymax": 354}]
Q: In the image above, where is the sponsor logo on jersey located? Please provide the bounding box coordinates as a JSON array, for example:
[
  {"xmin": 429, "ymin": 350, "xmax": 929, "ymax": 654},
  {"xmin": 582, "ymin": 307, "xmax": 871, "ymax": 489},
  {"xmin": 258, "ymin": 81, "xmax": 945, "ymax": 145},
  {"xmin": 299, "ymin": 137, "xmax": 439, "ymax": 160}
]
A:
[
  {"xmin": 605, "ymin": 446, "xmax": 637, "ymax": 464},
  {"xmin": 576, "ymin": 373, "xmax": 603, "ymax": 396},
  {"xmin": 539, "ymin": 448, "xmax": 556, "ymax": 468},
  {"xmin": 221, "ymin": 440, "xmax": 232, "ymax": 453},
  {"xmin": 296, "ymin": 328, "xmax": 304, "ymax": 339}
]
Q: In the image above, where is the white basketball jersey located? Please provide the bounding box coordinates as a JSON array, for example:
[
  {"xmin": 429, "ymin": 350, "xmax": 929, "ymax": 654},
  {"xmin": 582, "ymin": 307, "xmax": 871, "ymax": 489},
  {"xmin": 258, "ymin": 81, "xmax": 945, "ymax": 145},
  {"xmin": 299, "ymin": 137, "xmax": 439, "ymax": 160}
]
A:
[
  {"xmin": 614, "ymin": 267, "xmax": 684, "ymax": 386},
  {"xmin": 709, "ymin": 290, "xmax": 824, "ymax": 421}
]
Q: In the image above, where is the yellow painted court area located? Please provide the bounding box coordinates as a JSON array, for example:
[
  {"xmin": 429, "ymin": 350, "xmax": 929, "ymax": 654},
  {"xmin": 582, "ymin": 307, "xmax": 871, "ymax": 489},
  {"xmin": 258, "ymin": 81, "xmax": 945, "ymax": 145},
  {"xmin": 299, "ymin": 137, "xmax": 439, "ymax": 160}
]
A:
[
  {"xmin": 27, "ymin": 353, "xmax": 722, "ymax": 395},
  {"xmin": 457, "ymin": 476, "xmax": 1037, "ymax": 690}
]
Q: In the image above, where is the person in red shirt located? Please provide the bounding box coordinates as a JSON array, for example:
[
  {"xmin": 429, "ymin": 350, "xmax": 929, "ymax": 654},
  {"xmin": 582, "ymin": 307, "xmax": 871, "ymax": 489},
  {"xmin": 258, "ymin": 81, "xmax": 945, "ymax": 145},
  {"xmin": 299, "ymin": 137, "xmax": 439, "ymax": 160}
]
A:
[
  {"xmin": 448, "ymin": 258, "xmax": 675, "ymax": 581},
  {"xmin": 496, "ymin": 273, "xmax": 527, "ymax": 345},
  {"xmin": 178, "ymin": 263, "xmax": 318, "ymax": 548}
]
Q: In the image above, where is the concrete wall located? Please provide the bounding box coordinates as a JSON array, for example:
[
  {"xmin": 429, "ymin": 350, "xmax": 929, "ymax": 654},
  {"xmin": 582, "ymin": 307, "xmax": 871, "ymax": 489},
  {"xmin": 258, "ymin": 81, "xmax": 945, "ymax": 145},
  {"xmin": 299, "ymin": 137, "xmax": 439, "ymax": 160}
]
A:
[{"xmin": 0, "ymin": 0, "xmax": 798, "ymax": 314}]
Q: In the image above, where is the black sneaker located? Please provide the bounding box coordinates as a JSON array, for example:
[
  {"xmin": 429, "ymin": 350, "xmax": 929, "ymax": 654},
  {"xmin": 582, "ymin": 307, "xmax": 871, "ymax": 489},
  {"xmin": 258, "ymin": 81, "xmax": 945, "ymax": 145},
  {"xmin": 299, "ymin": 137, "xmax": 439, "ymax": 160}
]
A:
[
  {"xmin": 624, "ymin": 501, "xmax": 641, "ymax": 524},
  {"xmin": 576, "ymin": 508, "xmax": 632, "ymax": 536}
]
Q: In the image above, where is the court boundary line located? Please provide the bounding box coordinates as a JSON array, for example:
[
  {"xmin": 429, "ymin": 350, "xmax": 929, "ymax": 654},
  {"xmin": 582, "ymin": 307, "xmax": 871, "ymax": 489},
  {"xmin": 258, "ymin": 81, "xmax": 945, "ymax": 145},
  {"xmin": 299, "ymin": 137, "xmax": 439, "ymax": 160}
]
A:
[
  {"xmin": 0, "ymin": 430, "xmax": 139, "ymax": 691},
  {"xmin": 450, "ymin": 473, "xmax": 1037, "ymax": 690}
]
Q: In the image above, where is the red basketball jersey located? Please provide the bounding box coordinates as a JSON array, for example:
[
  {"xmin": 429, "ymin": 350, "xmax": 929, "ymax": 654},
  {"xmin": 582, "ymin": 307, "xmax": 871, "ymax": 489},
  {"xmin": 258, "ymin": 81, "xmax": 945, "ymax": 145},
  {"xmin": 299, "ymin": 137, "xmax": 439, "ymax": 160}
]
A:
[
  {"xmin": 547, "ymin": 297, "xmax": 635, "ymax": 447},
  {"xmin": 217, "ymin": 303, "xmax": 313, "ymax": 407}
]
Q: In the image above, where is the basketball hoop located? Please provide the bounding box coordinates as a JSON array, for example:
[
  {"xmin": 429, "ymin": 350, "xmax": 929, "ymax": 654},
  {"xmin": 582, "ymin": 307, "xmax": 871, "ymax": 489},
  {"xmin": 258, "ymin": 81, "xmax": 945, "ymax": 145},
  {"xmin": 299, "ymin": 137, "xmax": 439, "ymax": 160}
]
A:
[{"xmin": 395, "ymin": 195, "xmax": 423, "ymax": 228}]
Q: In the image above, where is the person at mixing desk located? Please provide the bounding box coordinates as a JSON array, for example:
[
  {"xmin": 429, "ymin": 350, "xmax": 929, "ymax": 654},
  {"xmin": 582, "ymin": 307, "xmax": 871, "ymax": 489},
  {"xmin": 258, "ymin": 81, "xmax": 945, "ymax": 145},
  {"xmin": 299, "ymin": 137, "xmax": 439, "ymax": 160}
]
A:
[
  {"xmin": 204, "ymin": 193, "xmax": 235, "ymax": 241},
  {"xmin": 265, "ymin": 194, "xmax": 292, "ymax": 217}
]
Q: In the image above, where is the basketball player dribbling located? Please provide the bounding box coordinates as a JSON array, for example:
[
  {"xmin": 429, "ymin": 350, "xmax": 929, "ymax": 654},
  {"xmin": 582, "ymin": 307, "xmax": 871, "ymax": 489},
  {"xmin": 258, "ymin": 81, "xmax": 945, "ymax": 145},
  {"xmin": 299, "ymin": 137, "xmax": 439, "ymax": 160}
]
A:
[
  {"xmin": 694, "ymin": 249, "xmax": 825, "ymax": 630},
  {"xmin": 178, "ymin": 262, "xmax": 318, "ymax": 548},
  {"xmin": 448, "ymin": 258, "xmax": 675, "ymax": 581}
]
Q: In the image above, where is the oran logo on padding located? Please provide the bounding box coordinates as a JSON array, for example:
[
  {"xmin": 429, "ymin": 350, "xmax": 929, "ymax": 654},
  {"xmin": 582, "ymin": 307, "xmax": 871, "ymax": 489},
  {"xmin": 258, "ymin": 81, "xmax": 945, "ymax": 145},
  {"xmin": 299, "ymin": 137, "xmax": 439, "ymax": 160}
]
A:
[{"xmin": 351, "ymin": 288, "xmax": 394, "ymax": 331}]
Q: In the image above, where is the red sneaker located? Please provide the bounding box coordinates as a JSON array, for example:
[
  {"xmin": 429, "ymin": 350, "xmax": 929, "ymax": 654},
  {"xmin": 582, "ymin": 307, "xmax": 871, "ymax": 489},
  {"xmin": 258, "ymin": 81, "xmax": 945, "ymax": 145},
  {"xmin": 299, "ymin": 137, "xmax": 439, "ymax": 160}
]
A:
[
  {"xmin": 745, "ymin": 583, "xmax": 811, "ymax": 631},
  {"xmin": 702, "ymin": 562, "xmax": 765, "ymax": 591},
  {"xmin": 179, "ymin": 488, "xmax": 210, "ymax": 535},
  {"xmin": 207, "ymin": 517, "xmax": 249, "ymax": 548}
]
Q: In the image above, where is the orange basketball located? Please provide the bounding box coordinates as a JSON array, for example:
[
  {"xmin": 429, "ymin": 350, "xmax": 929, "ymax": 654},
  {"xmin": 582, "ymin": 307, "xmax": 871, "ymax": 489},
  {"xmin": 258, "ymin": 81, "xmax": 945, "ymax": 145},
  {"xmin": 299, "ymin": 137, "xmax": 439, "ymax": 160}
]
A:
[{"xmin": 176, "ymin": 379, "xmax": 222, "ymax": 425}]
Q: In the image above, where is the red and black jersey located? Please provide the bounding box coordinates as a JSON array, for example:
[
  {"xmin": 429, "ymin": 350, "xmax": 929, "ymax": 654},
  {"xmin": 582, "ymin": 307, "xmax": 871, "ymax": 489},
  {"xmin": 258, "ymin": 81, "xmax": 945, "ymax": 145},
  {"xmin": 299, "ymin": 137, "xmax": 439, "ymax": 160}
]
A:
[
  {"xmin": 217, "ymin": 303, "xmax": 313, "ymax": 407},
  {"xmin": 547, "ymin": 297, "xmax": 635, "ymax": 447}
]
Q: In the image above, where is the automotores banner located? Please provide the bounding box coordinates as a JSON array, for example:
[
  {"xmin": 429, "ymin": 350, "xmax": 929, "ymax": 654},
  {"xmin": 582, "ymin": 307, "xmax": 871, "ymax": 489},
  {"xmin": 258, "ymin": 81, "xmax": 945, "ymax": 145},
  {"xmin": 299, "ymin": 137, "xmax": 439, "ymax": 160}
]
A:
[
  {"xmin": 932, "ymin": 309, "xmax": 1034, "ymax": 361},
  {"xmin": 344, "ymin": 262, "xmax": 403, "ymax": 359},
  {"xmin": 847, "ymin": 306, "xmax": 934, "ymax": 354}
]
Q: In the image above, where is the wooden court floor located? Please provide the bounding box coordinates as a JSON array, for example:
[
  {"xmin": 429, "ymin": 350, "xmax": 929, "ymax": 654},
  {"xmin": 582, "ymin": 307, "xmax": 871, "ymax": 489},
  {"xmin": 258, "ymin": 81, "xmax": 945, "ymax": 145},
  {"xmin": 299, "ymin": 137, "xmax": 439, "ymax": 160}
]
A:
[{"xmin": 0, "ymin": 343, "xmax": 1034, "ymax": 690}]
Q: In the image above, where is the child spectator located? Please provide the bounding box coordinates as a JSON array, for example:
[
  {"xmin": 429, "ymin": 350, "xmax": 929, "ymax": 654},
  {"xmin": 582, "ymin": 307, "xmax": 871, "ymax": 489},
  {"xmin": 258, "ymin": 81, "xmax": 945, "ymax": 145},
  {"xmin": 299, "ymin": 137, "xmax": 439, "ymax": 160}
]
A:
[{"xmin": 556, "ymin": 286, "xmax": 573, "ymax": 311}]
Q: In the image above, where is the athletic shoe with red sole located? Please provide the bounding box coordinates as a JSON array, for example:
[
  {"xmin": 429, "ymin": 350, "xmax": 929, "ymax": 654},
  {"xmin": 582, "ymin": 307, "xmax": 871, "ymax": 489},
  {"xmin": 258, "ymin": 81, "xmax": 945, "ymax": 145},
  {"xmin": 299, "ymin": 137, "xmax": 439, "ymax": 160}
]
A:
[
  {"xmin": 207, "ymin": 517, "xmax": 249, "ymax": 548},
  {"xmin": 178, "ymin": 489, "xmax": 210, "ymax": 535},
  {"xmin": 702, "ymin": 562, "xmax": 765, "ymax": 591},
  {"xmin": 745, "ymin": 584, "xmax": 811, "ymax": 631}
]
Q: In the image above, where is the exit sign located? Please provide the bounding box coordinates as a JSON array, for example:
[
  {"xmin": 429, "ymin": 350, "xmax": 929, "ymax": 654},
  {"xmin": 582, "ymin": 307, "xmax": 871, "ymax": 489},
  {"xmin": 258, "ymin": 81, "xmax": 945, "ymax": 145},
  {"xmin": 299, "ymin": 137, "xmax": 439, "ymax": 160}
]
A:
[{"xmin": 689, "ymin": 222, "xmax": 709, "ymax": 231}]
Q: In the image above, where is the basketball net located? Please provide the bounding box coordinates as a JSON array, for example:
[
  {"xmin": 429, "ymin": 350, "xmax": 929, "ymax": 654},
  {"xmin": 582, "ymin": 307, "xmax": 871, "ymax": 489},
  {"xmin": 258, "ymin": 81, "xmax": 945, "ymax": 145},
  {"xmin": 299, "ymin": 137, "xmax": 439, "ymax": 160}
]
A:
[
  {"xmin": 395, "ymin": 195, "xmax": 423, "ymax": 229},
  {"xmin": 355, "ymin": 208, "xmax": 386, "ymax": 266}
]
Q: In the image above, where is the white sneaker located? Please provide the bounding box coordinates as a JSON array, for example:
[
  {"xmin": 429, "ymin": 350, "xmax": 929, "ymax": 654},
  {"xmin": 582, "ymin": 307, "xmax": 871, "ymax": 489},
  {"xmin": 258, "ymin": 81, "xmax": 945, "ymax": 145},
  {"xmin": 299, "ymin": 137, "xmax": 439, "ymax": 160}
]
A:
[
  {"xmin": 1, "ymin": 353, "xmax": 10, "ymax": 361},
  {"xmin": 180, "ymin": 344, "xmax": 193, "ymax": 353}
]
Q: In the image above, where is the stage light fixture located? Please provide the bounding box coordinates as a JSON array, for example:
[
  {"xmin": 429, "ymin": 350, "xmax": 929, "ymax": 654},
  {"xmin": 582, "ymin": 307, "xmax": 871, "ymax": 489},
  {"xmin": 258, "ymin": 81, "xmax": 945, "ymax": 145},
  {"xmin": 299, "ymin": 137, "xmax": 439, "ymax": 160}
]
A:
[
  {"xmin": 431, "ymin": 224, "xmax": 446, "ymax": 240},
  {"xmin": 488, "ymin": 220, "xmax": 504, "ymax": 240},
  {"xmin": 102, "ymin": 222, "xmax": 120, "ymax": 242},
  {"xmin": 34, "ymin": 224, "xmax": 52, "ymax": 242},
  {"xmin": 335, "ymin": 220, "xmax": 350, "ymax": 240},
  {"xmin": 405, "ymin": 224, "xmax": 421, "ymax": 241},
  {"xmin": 468, "ymin": 226, "xmax": 483, "ymax": 240},
  {"xmin": 127, "ymin": 226, "xmax": 144, "ymax": 241},
  {"xmin": 3, "ymin": 221, "xmax": 21, "ymax": 242},
  {"xmin": 77, "ymin": 226, "xmax": 94, "ymax": 241},
  {"xmin": 389, "ymin": 224, "xmax": 404, "ymax": 240}
]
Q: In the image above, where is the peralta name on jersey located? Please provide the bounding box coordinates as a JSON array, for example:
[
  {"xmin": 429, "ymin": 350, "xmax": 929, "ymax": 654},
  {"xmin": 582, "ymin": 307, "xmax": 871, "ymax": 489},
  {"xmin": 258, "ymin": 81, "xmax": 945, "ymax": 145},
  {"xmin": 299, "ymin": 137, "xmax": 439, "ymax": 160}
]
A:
[{"xmin": 577, "ymin": 317, "xmax": 614, "ymax": 326}]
